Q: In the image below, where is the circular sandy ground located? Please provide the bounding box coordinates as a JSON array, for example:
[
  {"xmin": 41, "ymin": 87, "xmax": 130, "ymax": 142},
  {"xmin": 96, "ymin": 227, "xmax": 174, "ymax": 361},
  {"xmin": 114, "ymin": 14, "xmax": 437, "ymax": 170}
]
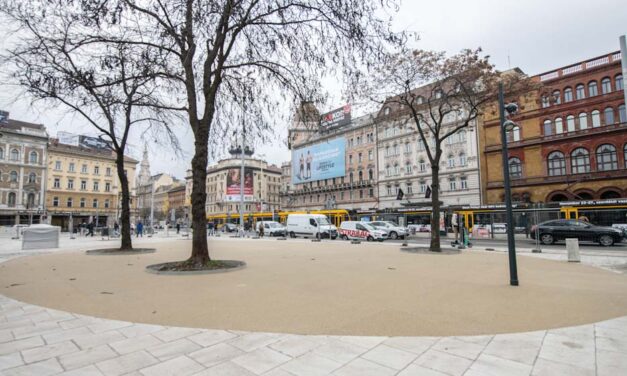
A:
[{"xmin": 1, "ymin": 239, "xmax": 627, "ymax": 336}]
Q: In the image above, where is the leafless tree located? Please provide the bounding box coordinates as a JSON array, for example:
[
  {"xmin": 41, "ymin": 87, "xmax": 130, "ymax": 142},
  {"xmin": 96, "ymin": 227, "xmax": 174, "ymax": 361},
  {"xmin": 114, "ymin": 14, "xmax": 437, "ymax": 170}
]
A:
[{"xmin": 1, "ymin": 4, "xmax": 182, "ymax": 251}]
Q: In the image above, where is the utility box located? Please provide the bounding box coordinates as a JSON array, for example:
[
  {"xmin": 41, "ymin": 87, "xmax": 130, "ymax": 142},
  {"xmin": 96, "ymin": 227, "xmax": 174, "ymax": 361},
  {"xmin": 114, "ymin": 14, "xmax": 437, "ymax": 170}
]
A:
[{"xmin": 566, "ymin": 238, "xmax": 580, "ymax": 263}]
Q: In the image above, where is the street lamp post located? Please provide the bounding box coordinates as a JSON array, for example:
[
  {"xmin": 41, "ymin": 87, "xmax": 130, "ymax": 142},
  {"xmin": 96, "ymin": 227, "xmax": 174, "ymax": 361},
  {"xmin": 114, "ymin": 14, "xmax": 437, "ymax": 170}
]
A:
[{"xmin": 498, "ymin": 82, "xmax": 520, "ymax": 287}]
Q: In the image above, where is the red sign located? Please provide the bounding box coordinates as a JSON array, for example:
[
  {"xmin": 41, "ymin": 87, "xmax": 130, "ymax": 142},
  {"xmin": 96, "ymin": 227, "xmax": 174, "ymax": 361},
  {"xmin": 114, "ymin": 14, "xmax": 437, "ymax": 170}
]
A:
[
  {"xmin": 320, "ymin": 104, "xmax": 351, "ymax": 128},
  {"xmin": 339, "ymin": 228, "xmax": 369, "ymax": 238}
]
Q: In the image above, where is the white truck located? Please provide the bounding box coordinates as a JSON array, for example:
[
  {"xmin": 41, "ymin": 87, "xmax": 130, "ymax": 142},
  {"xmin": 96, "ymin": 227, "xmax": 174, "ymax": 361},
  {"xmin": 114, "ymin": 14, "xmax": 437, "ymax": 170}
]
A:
[{"xmin": 286, "ymin": 214, "xmax": 338, "ymax": 239}]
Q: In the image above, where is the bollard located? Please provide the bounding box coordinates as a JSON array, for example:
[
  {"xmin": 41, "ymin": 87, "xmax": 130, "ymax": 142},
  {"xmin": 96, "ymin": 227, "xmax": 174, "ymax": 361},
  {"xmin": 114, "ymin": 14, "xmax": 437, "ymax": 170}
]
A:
[{"xmin": 566, "ymin": 238, "xmax": 580, "ymax": 262}]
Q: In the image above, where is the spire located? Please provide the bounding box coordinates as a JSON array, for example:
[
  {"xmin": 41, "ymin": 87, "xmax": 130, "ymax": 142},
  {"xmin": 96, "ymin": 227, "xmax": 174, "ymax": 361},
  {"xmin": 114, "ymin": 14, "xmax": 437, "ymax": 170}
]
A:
[{"xmin": 137, "ymin": 143, "xmax": 151, "ymax": 186}]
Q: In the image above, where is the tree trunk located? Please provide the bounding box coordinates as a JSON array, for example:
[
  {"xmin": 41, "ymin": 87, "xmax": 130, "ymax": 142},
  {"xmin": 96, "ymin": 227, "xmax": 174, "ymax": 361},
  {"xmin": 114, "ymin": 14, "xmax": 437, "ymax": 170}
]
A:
[
  {"xmin": 116, "ymin": 151, "xmax": 133, "ymax": 251},
  {"xmin": 189, "ymin": 127, "xmax": 210, "ymax": 265},
  {"xmin": 430, "ymin": 163, "xmax": 441, "ymax": 252}
]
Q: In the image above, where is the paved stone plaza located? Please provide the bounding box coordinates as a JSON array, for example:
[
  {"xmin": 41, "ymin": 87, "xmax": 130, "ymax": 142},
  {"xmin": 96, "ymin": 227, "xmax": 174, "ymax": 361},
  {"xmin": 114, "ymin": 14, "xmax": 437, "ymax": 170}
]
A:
[{"xmin": 0, "ymin": 235, "xmax": 626, "ymax": 375}]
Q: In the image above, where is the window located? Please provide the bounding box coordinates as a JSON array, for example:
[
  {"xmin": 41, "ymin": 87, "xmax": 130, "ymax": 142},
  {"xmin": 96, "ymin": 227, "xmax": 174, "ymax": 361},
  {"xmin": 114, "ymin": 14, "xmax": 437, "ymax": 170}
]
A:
[
  {"xmin": 571, "ymin": 148, "xmax": 590, "ymax": 174},
  {"xmin": 449, "ymin": 178, "xmax": 457, "ymax": 191},
  {"xmin": 358, "ymin": 153, "xmax": 362, "ymax": 163},
  {"xmin": 419, "ymin": 159, "xmax": 426, "ymax": 172},
  {"xmin": 420, "ymin": 181, "xmax": 426, "ymax": 193},
  {"xmin": 406, "ymin": 183, "xmax": 413, "ymax": 194},
  {"xmin": 26, "ymin": 173, "xmax": 35, "ymax": 184},
  {"xmin": 617, "ymin": 75, "xmax": 624, "ymax": 91},
  {"xmin": 543, "ymin": 120, "xmax": 553, "ymax": 136},
  {"xmin": 54, "ymin": 161, "xmax": 61, "ymax": 170},
  {"xmin": 394, "ymin": 144, "xmax": 400, "ymax": 155},
  {"xmin": 509, "ymin": 158, "xmax": 522, "ymax": 179},
  {"xmin": 80, "ymin": 198, "xmax": 86, "ymax": 208},
  {"xmin": 69, "ymin": 163, "xmax": 75, "ymax": 172},
  {"xmin": 53, "ymin": 178, "xmax": 60, "ymax": 188},
  {"xmin": 548, "ymin": 151, "xmax": 566, "ymax": 176},
  {"xmin": 93, "ymin": 181, "xmax": 99, "ymax": 191},
  {"xmin": 67, "ymin": 197, "xmax": 73, "ymax": 207},
  {"xmin": 459, "ymin": 153, "xmax": 466, "ymax": 166},
  {"xmin": 596, "ymin": 144, "xmax": 617, "ymax": 171},
  {"xmin": 356, "ymin": 136, "xmax": 361, "ymax": 145},
  {"xmin": 106, "ymin": 167, "xmax": 111, "ymax": 176},
  {"xmin": 29, "ymin": 151, "xmax": 38, "ymax": 163},
  {"xmin": 8, "ymin": 192, "xmax": 16, "ymax": 208},
  {"xmin": 393, "ymin": 164, "xmax": 399, "ymax": 175},
  {"xmin": 541, "ymin": 95, "xmax": 550, "ymax": 108},
  {"xmin": 92, "ymin": 199, "xmax": 98, "ymax": 208},
  {"xmin": 80, "ymin": 180, "xmax": 87, "ymax": 190},
  {"xmin": 349, "ymin": 155, "xmax": 353, "ymax": 164},
  {"xmin": 81, "ymin": 164, "xmax": 87, "ymax": 173},
  {"xmin": 0, "ymin": 147, "xmax": 3, "ymax": 159},
  {"xmin": 10, "ymin": 149, "xmax": 19, "ymax": 161},
  {"xmin": 592, "ymin": 110, "xmax": 601, "ymax": 127},
  {"xmin": 358, "ymin": 171, "xmax": 363, "ymax": 181},
  {"xmin": 619, "ymin": 104, "xmax": 626, "ymax": 124},
  {"xmin": 566, "ymin": 115, "xmax": 576, "ymax": 132},
  {"xmin": 368, "ymin": 150, "xmax": 373, "ymax": 161},
  {"xmin": 67, "ymin": 179, "xmax": 74, "ymax": 189},
  {"xmin": 460, "ymin": 176, "xmax": 468, "ymax": 189},
  {"xmin": 604, "ymin": 107, "xmax": 615, "ymax": 125},
  {"xmin": 416, "ymin": 96, "xmax": 425, "ymax": 104},
  {"xmin": 578, "ymin": 113, "xmax": 588, "ymax": 130},
  {"xmin": 458, "ymin": 130, "xmax": 466, "ymax": 142},
  {"xmin": 405, "ymin": 162, "xmax": 412, "ymax": 174},
  {"xmin": 601, "ymin": 77, "xmax": 612, "ymax": 94},
  {"xmin": 625, "ymin": 144, "xmax": 627, "ymax": 168},
  {"xmin": 405, "ymin": 143, "xmax": 411, "ymax": 153},
  {"xmin": 104, "ymin": 199, "xmax": 110, "ymax": 209},
  {"xmin": 385, "ymin": 146, "xmax": 390, "ymax": 157},
  {"xmin": 386, "ymin": 165, "xmax": 392, "ymax": 177},
  {"xmin": 94, "ymin": 166, "xmax": 100, "ymax": 175},
  {"xmin": 588, "ymin": 81, "xmax": 598, "ymax": 97},
  {"xmin": 26, "ymin": 193, "xmax": 35, "ymax": 208},
  {"xmin": 555, "ymin": 118, "xmax": 563, "ymax": 134},
  {"xmin": 368, "ymin": 169, "xmax": 373, "ymax": 180},
  {"xmin": 576, "ymin": 84, "xmax": 585, "ymax": 100},
  {"xmin": 448, "ymin": 155, "xmax": 455, "ymax": 168},
  {"xmin": 105, "ymin": 182, "xmax": 111, "ymax": 192},
  {"xmin": 53, "ymin": 196, "xmax": 59, "ymax": 207},
  {"xmin": 552, "ymin": 90, "xmax": 561, "ymax": 105},
  {"xmin": 418, "ymin": 139, "xmax": 426, "ymax": 151},
  {"xmin": 387, "ymin": 185, "xmax": 392, "ymax": 196},
  {"xmin": 564, "ymin": 87, "xmax": 573, "ymax": 102},
  {"xmin": 507, "ymin": 126, "xmax": 521, "ymax": 142}
]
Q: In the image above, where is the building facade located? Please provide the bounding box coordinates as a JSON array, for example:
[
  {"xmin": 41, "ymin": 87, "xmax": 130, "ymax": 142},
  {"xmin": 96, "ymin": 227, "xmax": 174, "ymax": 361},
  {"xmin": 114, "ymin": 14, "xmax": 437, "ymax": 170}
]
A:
[
  {"xmin": 167, "ymin": 184, "xmax": 187, "ymax": 218},
  {"xmin": 0, "ymin": 112, "xmax": 48, "ymax": 226},
  {"xmin": 45, "ymin": 140, "xmax": 138, "ymax": 230},
  {"xmin": 481, "ymin": 51, "xmax": 627, "ymax": 203}
]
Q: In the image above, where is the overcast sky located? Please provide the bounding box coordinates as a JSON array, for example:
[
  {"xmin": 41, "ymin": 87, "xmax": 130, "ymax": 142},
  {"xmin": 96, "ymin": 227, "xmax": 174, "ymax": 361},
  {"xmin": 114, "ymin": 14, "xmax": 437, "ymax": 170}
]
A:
[{"xmin": 1, "ymin": 0, "xmax": 626, "ymax": 180}]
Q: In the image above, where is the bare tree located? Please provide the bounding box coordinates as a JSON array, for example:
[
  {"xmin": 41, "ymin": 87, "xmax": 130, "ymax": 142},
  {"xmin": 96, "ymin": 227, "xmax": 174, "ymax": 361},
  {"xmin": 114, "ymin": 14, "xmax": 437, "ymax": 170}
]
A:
[
  {"xmin": 1, "ymin": 4, "xmax": 181, "ymax": 251},
  {"xmin": 363, "ymin": 49, "xmax": 505, "ymax": 252},
  {"xmin": 55, "ymin": 0, "xmax": 406, "ymax": 268}
]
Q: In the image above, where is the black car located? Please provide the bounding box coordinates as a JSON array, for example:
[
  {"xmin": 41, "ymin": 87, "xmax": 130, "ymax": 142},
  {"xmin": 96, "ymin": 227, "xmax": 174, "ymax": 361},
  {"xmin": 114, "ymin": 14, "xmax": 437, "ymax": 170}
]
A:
[{"xmin": 530, "ymin": 219, "xmax": 624, "ymax": 246}]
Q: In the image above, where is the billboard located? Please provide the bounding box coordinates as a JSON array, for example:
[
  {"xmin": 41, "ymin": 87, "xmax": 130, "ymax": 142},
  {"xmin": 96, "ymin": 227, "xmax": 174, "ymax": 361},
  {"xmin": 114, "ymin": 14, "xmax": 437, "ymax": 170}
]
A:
[
  {"xmin": 79, "ymin": 135, "xmax": 111, "ymax": 150},
  {"xmin": 292, "ymin": 137, "xmax": 345, "ymax": 184},
  {"xmin": 0, "ymin": 111, "xmax": 8, "ymax": 124},
  {"xmin": 225, "ymin": 167, "xmax": 254, "ymax": 202},
  {"xmin": 320, "ymin": 104, "xmax": 351, "ymax": 128},
  {"xmin": 58, "ymin": 131, "xmax": 79, "ymax": 146}
]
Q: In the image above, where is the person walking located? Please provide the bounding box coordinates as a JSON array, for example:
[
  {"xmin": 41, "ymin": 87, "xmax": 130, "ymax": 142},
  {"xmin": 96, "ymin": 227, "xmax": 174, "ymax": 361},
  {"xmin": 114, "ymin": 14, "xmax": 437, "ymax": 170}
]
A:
[
  {"xmin": 113, "ymin": 221, "xmax": 120, "ymax": 236},
  {"xmin": 258, "ymin": 222, "xmax": 265, "ymax": 238},
  {"xmin": 87, "ymin": 221, "xmax": 94, "ymax": 237},
  {"xmin": 136, "ymin": 221, "xmax": 144, "ymax": 237},
  {"xmin": 176, "ymin": 220, "xmax": 181, "ymax": 234},
  {"xmin": 451, "ymin": 212, "xmax": 459, "ymax": 244}
]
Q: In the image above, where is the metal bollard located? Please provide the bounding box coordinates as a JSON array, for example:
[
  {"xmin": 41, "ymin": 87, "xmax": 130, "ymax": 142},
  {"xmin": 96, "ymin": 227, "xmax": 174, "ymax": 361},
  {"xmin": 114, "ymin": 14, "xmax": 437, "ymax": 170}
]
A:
[{"xmin": 566, "ymin": 238, "xmax": 580, "ymax": 262}]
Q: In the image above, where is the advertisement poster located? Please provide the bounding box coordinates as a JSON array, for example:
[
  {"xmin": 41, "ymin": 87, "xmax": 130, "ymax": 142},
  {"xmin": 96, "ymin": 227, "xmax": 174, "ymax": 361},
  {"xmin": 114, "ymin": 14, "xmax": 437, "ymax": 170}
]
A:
[
  {"xmin": 320, "ymin": 104, "xmax": 351, "ymax": 128},
  {"xmin": 291, "ymin": 137, "xmax": 346, "ymax": 184},
  {"xmin": 79, "ymin": 135, "xmax": 112, "ymax": 150},
  {"xmin": 58, "ymin": 131, "xmax": 79, "ymax": 146},
  {"xmin": 225, "ymin": 167, "xmax": 254, "ymax": 202}
]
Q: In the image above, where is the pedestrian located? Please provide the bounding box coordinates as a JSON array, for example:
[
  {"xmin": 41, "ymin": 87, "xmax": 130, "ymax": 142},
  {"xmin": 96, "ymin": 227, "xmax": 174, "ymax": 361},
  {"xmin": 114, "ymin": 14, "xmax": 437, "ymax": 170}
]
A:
[
  {"xmin": 451, "ymin": 212, "xmax": 459, "ymax": 244},
  {"xmin": 258, "ymin": 222, "xmax": 265, "ymax": 238},
  {"xmin": 87, "ymin": 221, "xmax": 94, "ymax": 237},
  {"xmin": 136, "ymin": 221, "xmax": 144, "ymax": 237},
  {"xmin": 113, "ymin": 221, "xmax": 120, "ymax": 236},
  {"xmin": 176, "ymin": 221, "xmax": 181, "ymax": 234}
]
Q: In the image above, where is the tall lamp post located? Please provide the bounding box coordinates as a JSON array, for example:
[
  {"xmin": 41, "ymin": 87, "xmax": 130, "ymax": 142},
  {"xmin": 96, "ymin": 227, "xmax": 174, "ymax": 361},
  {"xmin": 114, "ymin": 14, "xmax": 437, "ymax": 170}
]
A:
[{"xmin": 498, "ymin": 82, "xmax": 520, "ymax": 286}]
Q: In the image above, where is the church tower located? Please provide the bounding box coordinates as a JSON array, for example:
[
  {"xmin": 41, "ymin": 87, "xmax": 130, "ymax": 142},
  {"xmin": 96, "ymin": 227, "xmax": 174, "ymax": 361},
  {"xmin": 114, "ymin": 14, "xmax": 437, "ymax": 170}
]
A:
[{"xmin": 137, "ymin": 144, "xmax": 151, "ymax": 187}]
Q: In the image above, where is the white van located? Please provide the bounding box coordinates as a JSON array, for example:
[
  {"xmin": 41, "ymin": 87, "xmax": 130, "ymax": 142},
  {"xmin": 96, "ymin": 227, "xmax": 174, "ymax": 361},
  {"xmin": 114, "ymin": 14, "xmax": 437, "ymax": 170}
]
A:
[
  {"xmin": 286, "ymin": 214, "xmax": 338, "ymax": 239},
  {"xmin": 339, "ymin": 221, "xmax": 387, "ymax": 241}
]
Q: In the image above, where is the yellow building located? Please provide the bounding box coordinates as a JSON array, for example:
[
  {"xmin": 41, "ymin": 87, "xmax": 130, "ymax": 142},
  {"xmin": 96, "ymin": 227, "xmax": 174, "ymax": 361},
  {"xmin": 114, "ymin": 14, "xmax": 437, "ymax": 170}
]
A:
[{"xmin": 45, "ymin": 139, "xmax": 138, "ymax": 230}]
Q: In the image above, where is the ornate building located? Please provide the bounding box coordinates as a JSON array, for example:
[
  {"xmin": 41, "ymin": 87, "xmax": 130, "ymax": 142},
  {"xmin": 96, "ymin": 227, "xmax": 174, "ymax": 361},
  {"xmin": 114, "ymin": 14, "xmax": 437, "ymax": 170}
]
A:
[
  {"xmin": 135, "ymin": 145, "xmax": 179, "ymax": 222},
  {"xmin": 480, "ymin": 51, "xmax": 626, "ymax": 203},
  {"xmin": 0, "ymin": 112, "xmax": 48, "ymax": 226}
]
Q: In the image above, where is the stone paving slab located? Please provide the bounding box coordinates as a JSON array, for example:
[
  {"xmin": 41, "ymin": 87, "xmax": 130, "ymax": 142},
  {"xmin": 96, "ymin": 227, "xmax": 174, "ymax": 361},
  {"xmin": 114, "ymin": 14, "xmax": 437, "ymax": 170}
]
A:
[{"xmin": 0, "ymin": 295, "xmax": 626, "ymax": 375}]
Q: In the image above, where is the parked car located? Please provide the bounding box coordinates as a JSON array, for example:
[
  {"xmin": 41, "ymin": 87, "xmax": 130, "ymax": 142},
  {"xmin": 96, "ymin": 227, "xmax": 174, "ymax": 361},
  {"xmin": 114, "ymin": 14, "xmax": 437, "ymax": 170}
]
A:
[
  {"xmin": 286, "ymin": 214, "xmax": 338, "ymax": 239},
  {"xmin": 339, "ymin": 221, "xmax": 387, "ymax": 241},
  {"xmin": 220, "ymin": 223, "xmax": 238, "ymax": 233},
  {"xmin": 531, "ymin": 219, "xmax": 624, "ymax": 246},
  {"xmin": 258, "ymin": 221, "xmax": 287, "ymax": 237},
  {"xmin": 368, "ymin": 221, "xmax": 409, "ymax": 240}
]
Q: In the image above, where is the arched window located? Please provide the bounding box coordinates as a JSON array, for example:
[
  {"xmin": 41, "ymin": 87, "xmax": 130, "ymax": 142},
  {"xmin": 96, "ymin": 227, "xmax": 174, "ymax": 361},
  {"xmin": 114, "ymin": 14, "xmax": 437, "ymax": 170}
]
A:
[
  {"xmin": 349, "ymin": 172, "xmax": 354, "ymax": 183},
  {"xmin": 393, "ymin": 164, "xmax": 399, "ymax": 175},
  {"xmin": 555, "ymin": 117, "xmax": 564, "ymax": 134},
  {"xmin": 547, "ymin": 152, "xmax": 566, "ymax": 176},
  {"xmin": 571, "ymin": 148, "xmax": 590, "ymax": 174},
  {"xmin": 447, "ymin": 154, "xmax": 455, "ymax": 168},
  {"xmin": 541, "ymin": 95, "xmax": 550, "ymax": 108},
  {"xmin": 419, "ymin": 159, "xmax": 426, "ymax": 172},
  {"xmin": 576, "ymin": 84, "xmax": 585, "ymax": 100},
  {"xmin": 617, "ymin": 74, "xmax": 624, "ymax": 91},
  {"xmin": 578, "ymin": 113, "xmax": 588, "ymax": 129},
  {"xmin": 564, "ymin": 87, "xmax": 573, "ymax": 102},
  {"xmin": 543, "ymin": 120, "xmax": 553, "ymax": 136},
  {"xmin": 28, "ymin": 173, "xmax": 36, "ymax": 183},
  {"xmin": 7, "ymin": 192, "xmax": 16, "ymax": 208},
  {"xmin": 27, "ymin": 193, "xmax": 35, "ymax": 208},
  {"xmin": 619, "ymin": 104, "xmax": 626, "ymax": 124},
  {"xmin": 29, "ymin": 151, "xmax": 38, "ymax": 163},
  {"xmin": 604, "ymin": 107, "xmax": 615, "ymax": 125},
  {"xmin": 601, "ymin": 77, "xmax": 612, "ymax": 94},
  {"xmin": 9, "ymin": 171, "xmax": 18, "ymax": 182},
  {"xmin": 552, "ymin": 90, "xmax": 561, "ymax": 105},
  {"xmin": 509, "ymin": 158, "xmax": 522, "ymax": 179},
  {"xmin": 405, "ymin": 162, "xmax": 412, "ymax": 174},
  {"xmin": 596, "ymin": 144, "xmax": 618, "ymax": 171},
  {"xmin": 566, "ymin": 115, "xmax": 576, "ymax": 132},
  {"xmin": 358, "ymin": 170, "xmax": 363, "ymax": 181},
  {"xmin": 459, "ymin": 153, "xmax": 466, "ymax": 166},
  {"xmin": 394, "ymin": 144, "xmax": 400, "ymax": 155},
  {"xmin": 404, "ymin": 142, "xmax": 411, "ymax": 153},
  {"xmin": 385, "ymin": 145, "xmax": 390, "ymax": 157},
  {"xmin": 588, "ymin": 81, "xmax": 598, "ymax": 97},
  {"xmin": 10, "ymin": 149, "xmax": 19, "ymax": 161},
  {"xmin": 386, "ymin": 165, "xmax": 392, "ymax": 177},
  {"xmin": 368, "ymin": 169, "xmax": 373, "ymax": 180},
  {"xmin": 591, "ymin": 110, "xmax": 601, "ymax": 127}
]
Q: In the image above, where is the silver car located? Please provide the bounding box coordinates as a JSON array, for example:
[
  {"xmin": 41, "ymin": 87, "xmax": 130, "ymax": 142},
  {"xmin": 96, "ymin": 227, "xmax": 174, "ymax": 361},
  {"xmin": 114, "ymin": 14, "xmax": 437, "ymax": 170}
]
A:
[{"xmin": 369, "ymin": 221, "xmax": 409, "ymax": 240}]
